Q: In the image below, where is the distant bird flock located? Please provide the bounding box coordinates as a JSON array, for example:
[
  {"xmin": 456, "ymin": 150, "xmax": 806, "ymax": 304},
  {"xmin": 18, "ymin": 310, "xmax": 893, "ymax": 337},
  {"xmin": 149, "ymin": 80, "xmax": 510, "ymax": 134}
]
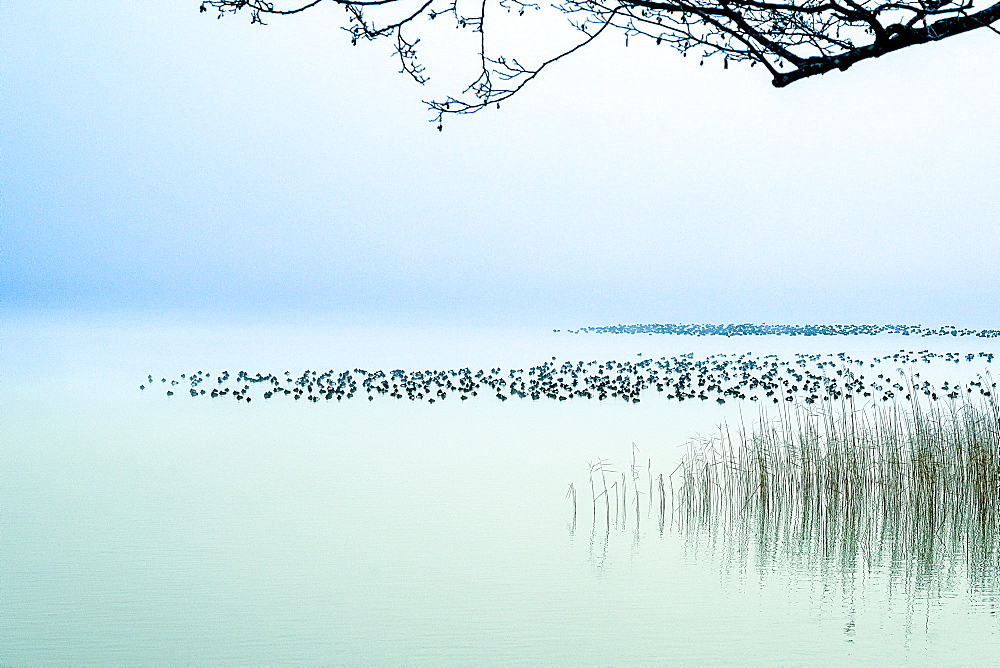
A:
[
  {"xmin": 147, "ymin": 348, "xmax": 997, "ymax": 405},
  {"xmin": 560, "ymin": 323, "xmax": 1000, "ymax": 337}
]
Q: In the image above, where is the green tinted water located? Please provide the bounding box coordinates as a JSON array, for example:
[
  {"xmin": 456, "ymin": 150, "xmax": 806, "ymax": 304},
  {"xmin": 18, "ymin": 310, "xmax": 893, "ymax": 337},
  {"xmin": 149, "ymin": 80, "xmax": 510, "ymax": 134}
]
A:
[{"xmin": 3, "ymin": 317, "xmax": 999, "ymax": 663}]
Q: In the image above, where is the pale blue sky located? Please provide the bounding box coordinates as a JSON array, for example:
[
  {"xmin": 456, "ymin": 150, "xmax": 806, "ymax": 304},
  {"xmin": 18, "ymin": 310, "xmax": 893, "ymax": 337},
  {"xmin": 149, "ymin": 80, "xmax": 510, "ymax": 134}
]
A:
[{"xmin": 3, "ymin": 2, "xmax": 999, "ymax": 327}]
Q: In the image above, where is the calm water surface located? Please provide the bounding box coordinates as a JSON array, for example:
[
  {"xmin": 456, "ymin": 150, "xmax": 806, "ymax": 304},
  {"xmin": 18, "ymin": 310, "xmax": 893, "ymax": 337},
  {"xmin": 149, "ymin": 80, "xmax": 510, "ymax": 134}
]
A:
[{"xmin": 3, "ymin": 314, "xmax": 1000, "ymax": 663}]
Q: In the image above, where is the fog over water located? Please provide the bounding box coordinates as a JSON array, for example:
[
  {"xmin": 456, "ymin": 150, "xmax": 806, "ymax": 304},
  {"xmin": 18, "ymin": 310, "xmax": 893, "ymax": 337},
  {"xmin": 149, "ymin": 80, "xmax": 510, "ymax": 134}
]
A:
[
  {"xmin": 4, "ymin": 316, "xmax": 1000, "ymax": 662},
  {"xmin": 4, "ymin": 0, "xmax": 1000, "ymax": 661}
]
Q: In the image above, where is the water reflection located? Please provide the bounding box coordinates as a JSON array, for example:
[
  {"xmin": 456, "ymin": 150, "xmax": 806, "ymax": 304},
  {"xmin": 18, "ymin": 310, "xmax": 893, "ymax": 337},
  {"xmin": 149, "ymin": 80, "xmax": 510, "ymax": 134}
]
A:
[
  {"xmin": 569, "ymin": 446, "xmax": 672, "ymax": 569},
  {"xmin": 569, "ymin": 399, "xmax": 1000, "ymax": 633},
  {"xmin": 672, "ymin": 397, "xmax": 1000, "ymax": 628},
  {"xmin": 678, "ymin": 478, "xmax": 1000, "ymax": 612}
]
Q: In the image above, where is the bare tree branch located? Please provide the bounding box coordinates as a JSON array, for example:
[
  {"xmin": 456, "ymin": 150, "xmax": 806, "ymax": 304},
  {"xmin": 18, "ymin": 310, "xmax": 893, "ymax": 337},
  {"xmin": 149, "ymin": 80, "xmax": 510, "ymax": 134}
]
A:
[
  {"xmin": 774, "ymin": 0, "xmax": 1000, "ymax": 84},
  {"xmin": 200, "ymin": 0, "xmax": 1000, "ymax": 119}
]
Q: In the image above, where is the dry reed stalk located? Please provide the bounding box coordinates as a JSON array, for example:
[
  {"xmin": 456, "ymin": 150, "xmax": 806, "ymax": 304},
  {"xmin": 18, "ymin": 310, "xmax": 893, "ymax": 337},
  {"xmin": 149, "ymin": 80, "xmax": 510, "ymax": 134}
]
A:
[
  {"xmin": 588, "ymin": 458, "xmax": 613, "ymax": 525},
  {"xmin": 672, "ymin": 392, "xmax": 1000, "ymax": 584},
  {"xmin": 566, "ymin": 483, "xmax": 577, "ymax": 522}
]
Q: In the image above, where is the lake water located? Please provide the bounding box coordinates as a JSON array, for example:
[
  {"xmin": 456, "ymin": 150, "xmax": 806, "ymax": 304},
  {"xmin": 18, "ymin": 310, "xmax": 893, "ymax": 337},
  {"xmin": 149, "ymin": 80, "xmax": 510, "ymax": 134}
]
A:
[{"xmin": 3, "ymin": 313, "xmax": 1000, "ymax": 664}]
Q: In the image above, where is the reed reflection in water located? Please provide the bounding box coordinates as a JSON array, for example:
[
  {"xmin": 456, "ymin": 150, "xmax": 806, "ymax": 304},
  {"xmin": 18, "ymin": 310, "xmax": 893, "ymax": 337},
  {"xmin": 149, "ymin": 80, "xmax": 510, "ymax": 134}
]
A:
[
  {"xmin": 674, "ymin": 394, "xmax": 1000, "ymax": 614},
  {"xmin": 566, "ymin": 444, "xmax": 673, "ymax": 569}
]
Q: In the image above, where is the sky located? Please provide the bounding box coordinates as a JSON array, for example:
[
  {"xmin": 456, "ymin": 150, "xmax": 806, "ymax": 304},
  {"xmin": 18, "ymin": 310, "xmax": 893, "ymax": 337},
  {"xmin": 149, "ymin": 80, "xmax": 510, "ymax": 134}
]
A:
[{"xmin": 3, "ymin": 2, "xmax": 999, "ymax": 328}]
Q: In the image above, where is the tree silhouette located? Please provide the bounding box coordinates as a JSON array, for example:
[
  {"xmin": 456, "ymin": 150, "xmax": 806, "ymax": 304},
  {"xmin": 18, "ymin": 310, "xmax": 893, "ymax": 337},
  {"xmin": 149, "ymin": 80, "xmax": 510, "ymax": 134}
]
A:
[{"xmin": 202, "ymin": 0, "xmax": 999, "ymax": 123}]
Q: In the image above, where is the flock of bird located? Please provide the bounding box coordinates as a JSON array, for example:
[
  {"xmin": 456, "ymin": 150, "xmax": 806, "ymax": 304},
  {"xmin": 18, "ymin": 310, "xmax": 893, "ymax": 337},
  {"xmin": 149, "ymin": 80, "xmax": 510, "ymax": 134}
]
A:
[
  {"xmin": 146, "ymin": 349, "xmax": 997, "ymax": 406},
  {"xmin": 561, "ymin": 323, "xmax": 1000, "ymax": 338}
]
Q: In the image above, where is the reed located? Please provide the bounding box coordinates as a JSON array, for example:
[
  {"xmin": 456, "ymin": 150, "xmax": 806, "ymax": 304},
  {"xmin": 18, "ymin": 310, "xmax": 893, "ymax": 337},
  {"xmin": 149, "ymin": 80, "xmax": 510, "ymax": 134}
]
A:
[
  {"xmin": 672, "ymin": 391, "xmax": 1000, "ymax": 582},
  {"xmin": 577, "ymin": 449, "xmax": 671, "ymax": 536},
  {"xmin": 588, "ymin": 458, "xmax": 613, "ymax": 524},
  {"xmin": 565, "ymin": 483, "xmax": 577, "ymax": 535},
  {"xmin": 631, "ymin": 444, "xmax": 642, "ymax": 522}
]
